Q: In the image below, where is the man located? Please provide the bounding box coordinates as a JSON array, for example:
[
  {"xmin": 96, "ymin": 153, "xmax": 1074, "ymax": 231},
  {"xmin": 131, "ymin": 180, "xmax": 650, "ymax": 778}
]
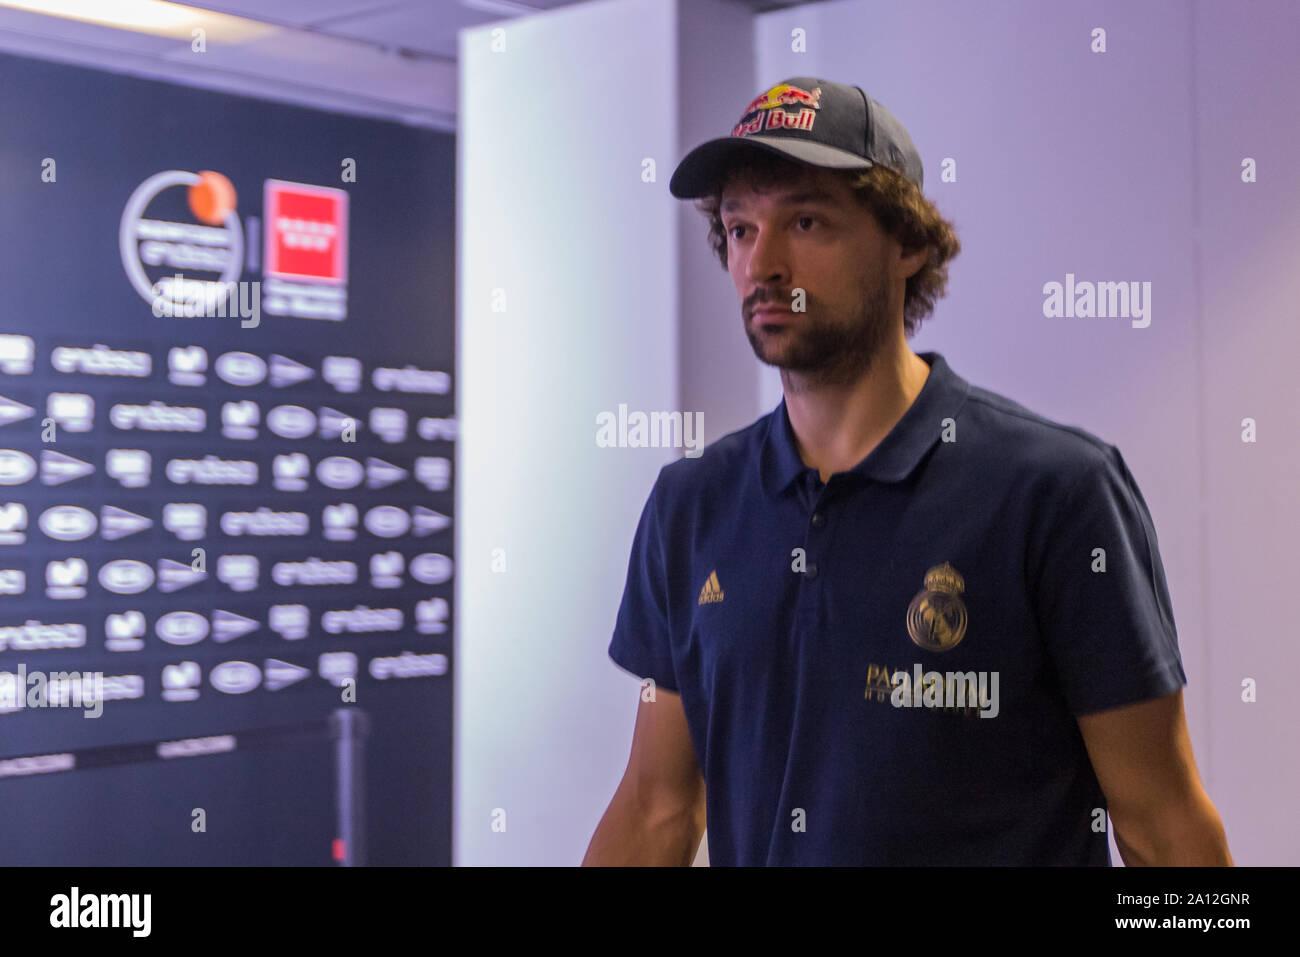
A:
[{"xmin": 583, "ymin": 77, "xmax": 1231, "ymax": 866}]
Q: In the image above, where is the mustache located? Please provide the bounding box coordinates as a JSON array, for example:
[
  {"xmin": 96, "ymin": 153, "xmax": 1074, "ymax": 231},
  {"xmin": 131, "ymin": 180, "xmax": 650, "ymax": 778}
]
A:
[{"xmin": 746, "ymin": 290, "xmax": 806, "ymax": 314}]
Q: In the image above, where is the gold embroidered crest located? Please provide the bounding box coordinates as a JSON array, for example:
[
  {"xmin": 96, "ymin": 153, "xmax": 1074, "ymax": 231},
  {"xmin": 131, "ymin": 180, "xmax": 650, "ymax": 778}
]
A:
[{"xmin": 906, "ymin": 562, "xmax": 968, "ymax": 652}]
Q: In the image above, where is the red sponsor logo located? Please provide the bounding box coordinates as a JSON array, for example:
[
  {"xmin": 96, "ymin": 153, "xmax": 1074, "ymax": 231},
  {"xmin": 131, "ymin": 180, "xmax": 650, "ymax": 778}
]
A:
[
  {"xmin": 264, "ymin": 180, "xmax": 348, "ymax": 284},
  {"xmin": 732, "ymin": 107, "xmax": 817, "ymax": 138},
  {"xmin": 740, "ymin": 83, "xmax": 822, "ymax": 116},
  {"xmin": 732, "ymin": 83, "xmax": 822, "ymax": 137}
]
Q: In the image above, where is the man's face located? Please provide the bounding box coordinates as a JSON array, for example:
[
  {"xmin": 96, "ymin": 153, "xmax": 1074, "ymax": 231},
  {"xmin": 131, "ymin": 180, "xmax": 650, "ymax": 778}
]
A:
[{"xmin": 719, "ymin": 164, "xmax": 908, "ymax": 385}]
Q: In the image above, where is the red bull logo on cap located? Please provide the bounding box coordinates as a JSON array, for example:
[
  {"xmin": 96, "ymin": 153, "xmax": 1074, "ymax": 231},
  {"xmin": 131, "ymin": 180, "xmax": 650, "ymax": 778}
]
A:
[
  {"xmin": 732, "ymin": 83, "xmax": 822, "ymax": 137},
  {"xmin": 741, "ymin": 83, "xmax": 822, "ymax": 114}
]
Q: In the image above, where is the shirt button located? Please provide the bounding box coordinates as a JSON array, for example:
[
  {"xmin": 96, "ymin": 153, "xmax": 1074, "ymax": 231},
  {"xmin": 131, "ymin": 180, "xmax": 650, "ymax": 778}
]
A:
[
  {"xmin": 806, "ymin": 562, "xmax": 819, "ymax": 580},
  {"xmin": 811, "ymin": 512, "xmax": 825, "ymax": 528}
]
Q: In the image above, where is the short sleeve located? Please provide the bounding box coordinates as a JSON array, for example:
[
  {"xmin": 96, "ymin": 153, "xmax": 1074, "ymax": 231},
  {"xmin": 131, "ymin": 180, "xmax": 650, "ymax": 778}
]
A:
[
  {"xmin": 1032, "ymin": 445, "xmax": 1187, "ymax": 715},
  {"xmin": 608, "ymin": 474, "xmax": 680, "ymax": 693}
]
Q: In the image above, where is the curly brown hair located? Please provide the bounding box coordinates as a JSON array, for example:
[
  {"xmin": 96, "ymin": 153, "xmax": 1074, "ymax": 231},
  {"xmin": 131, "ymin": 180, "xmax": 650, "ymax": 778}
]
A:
[{"xmin": 692, "ymin": 150, "xmax": 961, "ymax": 337}]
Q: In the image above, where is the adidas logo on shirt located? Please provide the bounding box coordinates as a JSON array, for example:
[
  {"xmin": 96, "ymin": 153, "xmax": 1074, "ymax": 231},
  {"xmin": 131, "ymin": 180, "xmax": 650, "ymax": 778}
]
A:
[{"xmin": 698, "ymin": 570, "xmax": 724, "ymax": 605}]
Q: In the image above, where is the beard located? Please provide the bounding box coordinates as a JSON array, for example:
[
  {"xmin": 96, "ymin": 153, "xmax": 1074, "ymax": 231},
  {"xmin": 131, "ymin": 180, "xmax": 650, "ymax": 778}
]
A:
[{"xmin": 744, "ymin": 271, "xmax": 895, "ymax": 390}]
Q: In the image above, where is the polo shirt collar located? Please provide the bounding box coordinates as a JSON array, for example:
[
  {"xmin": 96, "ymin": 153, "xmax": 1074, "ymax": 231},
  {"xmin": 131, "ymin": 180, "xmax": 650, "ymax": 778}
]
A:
[{"xmin": 759, "ymin": 351, "xmax": 971, "ymax": 497}]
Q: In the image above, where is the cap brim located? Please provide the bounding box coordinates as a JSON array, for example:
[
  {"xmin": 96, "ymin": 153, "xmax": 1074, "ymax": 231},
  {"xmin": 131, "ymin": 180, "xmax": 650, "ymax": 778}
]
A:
[{"xmin": 668, "ymin": 135, "xmax": 874, "ymax": 199}]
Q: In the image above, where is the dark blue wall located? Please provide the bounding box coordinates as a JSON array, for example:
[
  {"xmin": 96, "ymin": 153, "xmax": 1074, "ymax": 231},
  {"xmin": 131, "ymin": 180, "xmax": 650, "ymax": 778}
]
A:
[{"xmin": 0, "ymin": 51, "xmax": 454, "ymax": 865}]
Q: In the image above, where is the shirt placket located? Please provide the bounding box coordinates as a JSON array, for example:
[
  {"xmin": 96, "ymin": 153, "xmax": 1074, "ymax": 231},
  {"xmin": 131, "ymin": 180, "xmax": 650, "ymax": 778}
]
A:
[{"xmin": 796, "ymin": 469, "xmax": 831, "ymax": 632}]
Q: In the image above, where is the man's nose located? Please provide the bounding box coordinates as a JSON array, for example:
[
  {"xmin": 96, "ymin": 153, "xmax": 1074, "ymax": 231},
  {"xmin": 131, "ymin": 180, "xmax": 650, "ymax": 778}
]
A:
[{"xmin": 745, "ymin": 227, "xmax": 791, "ymax": 287}]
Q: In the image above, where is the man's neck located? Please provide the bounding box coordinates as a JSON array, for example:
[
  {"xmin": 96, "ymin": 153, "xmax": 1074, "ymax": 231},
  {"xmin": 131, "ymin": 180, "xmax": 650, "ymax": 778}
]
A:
[{"xmin": 781, "ymin": 344, "xmax": 931, "ymax": 484}]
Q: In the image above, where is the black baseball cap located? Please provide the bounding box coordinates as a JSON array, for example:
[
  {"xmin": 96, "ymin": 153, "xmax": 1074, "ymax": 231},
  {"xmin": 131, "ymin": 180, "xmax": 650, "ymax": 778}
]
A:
[{"xmin": 668, "ymin": 76, "xmax": 924, "ymax": 199}]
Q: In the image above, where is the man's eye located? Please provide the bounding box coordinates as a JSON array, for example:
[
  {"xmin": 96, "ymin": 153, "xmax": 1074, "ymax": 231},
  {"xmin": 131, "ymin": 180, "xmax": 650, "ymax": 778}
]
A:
[
  {"xmin": 797, "ymin": 216, "xmax": 817, "ymax": 230},
  {"xmin": 727, "ymin": 225, "xmax": 746, "ymax": 240}
]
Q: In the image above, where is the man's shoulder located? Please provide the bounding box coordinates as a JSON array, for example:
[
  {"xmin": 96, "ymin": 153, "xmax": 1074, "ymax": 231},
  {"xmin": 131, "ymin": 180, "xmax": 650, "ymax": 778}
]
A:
[
  {"xmin": 959, "ymin": 380, "xmax": 1122, "ymax": 489},
  {"xmin": 651, "ymin": 409, "xmax": 771, "ymax": 502}
]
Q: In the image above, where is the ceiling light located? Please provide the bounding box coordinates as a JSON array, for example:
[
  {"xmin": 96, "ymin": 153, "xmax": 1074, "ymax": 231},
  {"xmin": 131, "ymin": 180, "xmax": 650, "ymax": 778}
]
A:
[{"xmin": 0, "ymin": 0, "xmax": 273, "ymax": 41}]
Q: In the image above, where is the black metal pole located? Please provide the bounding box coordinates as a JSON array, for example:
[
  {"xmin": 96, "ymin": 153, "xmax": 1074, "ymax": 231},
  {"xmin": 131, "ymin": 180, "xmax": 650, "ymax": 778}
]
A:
[{"xmin": 330, "ymin": 708, "xmax": 370, "ymax": 866}]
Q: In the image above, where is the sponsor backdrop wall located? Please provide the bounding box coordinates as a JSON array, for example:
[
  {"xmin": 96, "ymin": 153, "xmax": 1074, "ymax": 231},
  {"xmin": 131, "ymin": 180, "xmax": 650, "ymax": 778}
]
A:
[{"xmin": 0, "ymin": 51, "xmax": 455, "ymax": 865}]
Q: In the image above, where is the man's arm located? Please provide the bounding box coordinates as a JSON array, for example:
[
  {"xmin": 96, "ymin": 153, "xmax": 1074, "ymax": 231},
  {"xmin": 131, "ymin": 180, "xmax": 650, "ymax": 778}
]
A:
[
  {"xmin": 582, "ymin": 687, "xmax": 706, "ymax": 866},
  {"xmin": 1076, "ymin": 689, "xmax": 1232, "ymax": 865}
]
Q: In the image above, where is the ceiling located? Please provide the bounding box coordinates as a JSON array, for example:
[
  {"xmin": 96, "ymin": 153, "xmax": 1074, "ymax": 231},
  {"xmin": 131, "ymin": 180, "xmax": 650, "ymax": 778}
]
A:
[{"xmin": 0, "ymin": 0, "xmax": 812, "ymax": 130}]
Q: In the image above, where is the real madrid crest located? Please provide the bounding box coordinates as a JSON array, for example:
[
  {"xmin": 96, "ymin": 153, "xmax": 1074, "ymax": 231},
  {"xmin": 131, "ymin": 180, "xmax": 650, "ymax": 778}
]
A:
[{"xmin": 906, "ymin": 562, "xmax": 968, "ymax": 652}]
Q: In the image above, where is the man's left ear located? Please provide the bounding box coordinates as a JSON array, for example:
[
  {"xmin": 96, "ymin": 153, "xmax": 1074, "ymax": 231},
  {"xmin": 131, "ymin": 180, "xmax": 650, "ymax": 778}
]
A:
[{"xmin": 900, "ymin": 243, "xmax": 929, "ymax": 277}]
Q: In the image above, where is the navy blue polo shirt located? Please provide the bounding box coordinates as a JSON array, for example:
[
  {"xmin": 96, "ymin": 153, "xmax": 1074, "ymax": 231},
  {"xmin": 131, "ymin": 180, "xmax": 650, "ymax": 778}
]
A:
[{"xmin": 607, "ymin": 351, "xmax": 1187, "ymax": 866}]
